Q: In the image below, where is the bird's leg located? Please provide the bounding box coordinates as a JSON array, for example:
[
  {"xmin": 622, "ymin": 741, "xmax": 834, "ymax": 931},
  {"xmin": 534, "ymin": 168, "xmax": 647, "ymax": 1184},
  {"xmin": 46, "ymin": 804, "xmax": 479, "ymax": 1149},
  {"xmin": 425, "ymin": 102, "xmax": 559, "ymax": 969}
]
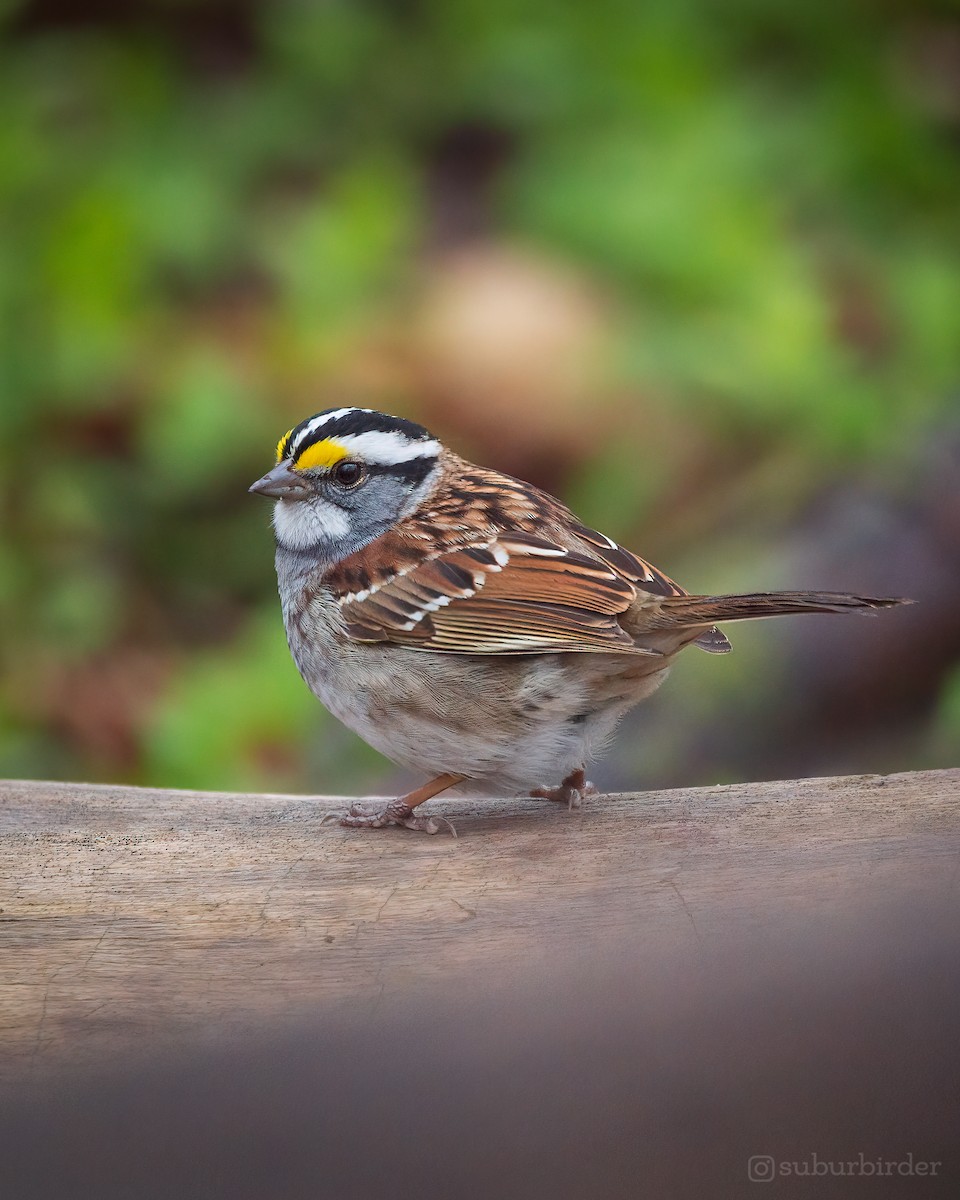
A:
[
  {"xmin": 335, "ymin": 772, "xmax": 466, "ymax": 836},
  {"xmin": 529, "ymin": 766, "xmax": 597, "ymax": 811}
]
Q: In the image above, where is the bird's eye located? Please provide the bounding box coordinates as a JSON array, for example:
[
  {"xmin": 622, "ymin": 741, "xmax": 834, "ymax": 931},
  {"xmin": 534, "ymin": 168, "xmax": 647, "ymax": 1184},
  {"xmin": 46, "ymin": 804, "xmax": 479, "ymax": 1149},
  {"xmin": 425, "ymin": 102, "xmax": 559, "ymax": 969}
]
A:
[{"xmin": 332, "ymin": 460, "xmax": 364, "ymax": 488}]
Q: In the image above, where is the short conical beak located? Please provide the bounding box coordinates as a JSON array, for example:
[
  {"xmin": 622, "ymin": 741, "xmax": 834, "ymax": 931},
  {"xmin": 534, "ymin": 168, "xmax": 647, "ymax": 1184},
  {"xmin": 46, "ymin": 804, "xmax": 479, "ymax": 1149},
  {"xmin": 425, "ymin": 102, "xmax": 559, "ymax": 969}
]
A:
[{"xmin": 248, "ymin": 461, "xmax": 310, "ymax": 499}]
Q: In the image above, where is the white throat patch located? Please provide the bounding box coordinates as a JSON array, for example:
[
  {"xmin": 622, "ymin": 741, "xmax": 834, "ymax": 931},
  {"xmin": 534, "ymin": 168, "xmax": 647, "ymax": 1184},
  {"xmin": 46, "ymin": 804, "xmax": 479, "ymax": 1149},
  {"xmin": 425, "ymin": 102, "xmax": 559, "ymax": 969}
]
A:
[{"xmin": 272, "ymin": 496, "xmax": 350, "ymax": 551}]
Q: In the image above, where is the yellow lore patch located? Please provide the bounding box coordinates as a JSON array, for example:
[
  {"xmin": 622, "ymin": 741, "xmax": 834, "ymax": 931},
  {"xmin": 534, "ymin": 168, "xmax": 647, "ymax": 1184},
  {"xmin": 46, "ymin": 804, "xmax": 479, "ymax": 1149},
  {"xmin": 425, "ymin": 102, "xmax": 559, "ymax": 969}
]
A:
[
  {"xmin": 293, "ymin": 438, "xmax": 350, "ymax": 470},
  {"xmin": 275, "ymin": 429, "xmax": 294, "ymax": 463}
]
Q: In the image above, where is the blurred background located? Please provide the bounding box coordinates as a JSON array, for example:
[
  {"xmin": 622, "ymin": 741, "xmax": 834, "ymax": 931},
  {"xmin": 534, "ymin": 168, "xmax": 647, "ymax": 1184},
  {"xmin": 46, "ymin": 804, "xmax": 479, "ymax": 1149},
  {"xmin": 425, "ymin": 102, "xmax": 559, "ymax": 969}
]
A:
[{"xmin": 1, "ymin": 0, "xmax": 958, "ymax": 797}]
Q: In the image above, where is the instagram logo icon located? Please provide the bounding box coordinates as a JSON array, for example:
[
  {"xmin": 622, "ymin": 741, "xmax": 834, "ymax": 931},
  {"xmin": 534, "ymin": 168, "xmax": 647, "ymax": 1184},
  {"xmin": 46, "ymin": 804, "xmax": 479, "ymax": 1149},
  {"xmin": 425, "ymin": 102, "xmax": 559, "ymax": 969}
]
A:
[{"xmin": 748, "ymin": 1156, "xmax": 776, "ymax": 1183}]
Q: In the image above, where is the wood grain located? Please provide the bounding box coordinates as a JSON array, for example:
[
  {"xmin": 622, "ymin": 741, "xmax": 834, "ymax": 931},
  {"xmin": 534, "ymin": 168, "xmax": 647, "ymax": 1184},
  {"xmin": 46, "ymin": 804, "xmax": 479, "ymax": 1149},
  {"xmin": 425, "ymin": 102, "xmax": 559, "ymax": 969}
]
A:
[{"xmin": 1, "ymin": 769, "xmax": 958, "ymax": 1084}]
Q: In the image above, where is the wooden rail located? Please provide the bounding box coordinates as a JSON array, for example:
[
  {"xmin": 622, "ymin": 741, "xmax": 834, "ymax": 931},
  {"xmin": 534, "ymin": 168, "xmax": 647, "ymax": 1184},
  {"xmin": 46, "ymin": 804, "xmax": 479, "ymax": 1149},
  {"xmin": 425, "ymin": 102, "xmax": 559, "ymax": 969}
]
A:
[{"xmin": 2, "ymin": 769, "xmax": 958, "ymax": 1085}]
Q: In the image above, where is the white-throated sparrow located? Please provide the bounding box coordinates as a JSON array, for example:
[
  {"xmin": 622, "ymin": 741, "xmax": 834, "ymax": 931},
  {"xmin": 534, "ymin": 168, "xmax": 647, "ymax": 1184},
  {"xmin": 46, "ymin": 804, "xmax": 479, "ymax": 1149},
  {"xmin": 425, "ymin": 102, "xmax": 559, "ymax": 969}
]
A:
[{"xmin": 250, "ymin": 407, "xmax": 907, "ymax": 834}]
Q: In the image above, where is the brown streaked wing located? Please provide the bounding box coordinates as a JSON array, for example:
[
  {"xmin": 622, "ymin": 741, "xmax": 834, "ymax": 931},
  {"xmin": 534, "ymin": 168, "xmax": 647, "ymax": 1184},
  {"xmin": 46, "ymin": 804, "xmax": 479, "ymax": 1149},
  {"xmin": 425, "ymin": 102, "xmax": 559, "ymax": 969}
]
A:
[
  {"xmin": 338, "ymin": 534, "xmax": 661, "ymax": 656},
  {"xmin": 568, "ymin": 522, "xmax": 685, "ymax": 597}
]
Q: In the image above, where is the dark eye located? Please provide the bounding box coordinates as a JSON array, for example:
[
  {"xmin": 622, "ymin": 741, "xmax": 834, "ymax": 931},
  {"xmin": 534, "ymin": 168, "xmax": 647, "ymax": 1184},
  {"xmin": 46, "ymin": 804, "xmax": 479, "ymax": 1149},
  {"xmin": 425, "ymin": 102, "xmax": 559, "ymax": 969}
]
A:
[{"xmin": 332, "ymin": 460, "xmax": 364, "ymax": 488}]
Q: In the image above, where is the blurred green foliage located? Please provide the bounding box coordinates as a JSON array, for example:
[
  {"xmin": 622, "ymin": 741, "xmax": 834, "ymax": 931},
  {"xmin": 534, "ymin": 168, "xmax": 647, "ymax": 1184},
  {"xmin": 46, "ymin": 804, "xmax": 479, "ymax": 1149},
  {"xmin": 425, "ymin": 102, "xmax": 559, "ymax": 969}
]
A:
[{"xmin": 0, "ymin": 0, "xmax": 958, "ymax": 791}]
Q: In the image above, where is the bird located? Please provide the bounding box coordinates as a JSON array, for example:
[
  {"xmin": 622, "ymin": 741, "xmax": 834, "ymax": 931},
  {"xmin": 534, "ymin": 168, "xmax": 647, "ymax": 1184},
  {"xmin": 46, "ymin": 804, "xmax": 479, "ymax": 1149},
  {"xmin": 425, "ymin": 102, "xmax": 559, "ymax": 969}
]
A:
[{"xmin": 249, "ymin": 407, "xmax": 908, "ymax": 835}]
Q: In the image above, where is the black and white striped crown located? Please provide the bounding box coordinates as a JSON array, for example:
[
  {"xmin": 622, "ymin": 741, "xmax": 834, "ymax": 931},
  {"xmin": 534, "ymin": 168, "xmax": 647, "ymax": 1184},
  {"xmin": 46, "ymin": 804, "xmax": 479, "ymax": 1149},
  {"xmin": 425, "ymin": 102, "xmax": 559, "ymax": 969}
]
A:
[{"xmin": 276, "ymin": 408, "xmax": 441, "ymax": 470}]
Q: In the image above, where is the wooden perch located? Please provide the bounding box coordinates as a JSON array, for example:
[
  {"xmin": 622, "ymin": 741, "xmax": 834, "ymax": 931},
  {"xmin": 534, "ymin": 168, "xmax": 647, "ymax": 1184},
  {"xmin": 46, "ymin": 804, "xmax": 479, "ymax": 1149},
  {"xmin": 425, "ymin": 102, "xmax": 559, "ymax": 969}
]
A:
[{"xmin": 1, "ymin": 769, "xmax": 958, "ymax": 1087}]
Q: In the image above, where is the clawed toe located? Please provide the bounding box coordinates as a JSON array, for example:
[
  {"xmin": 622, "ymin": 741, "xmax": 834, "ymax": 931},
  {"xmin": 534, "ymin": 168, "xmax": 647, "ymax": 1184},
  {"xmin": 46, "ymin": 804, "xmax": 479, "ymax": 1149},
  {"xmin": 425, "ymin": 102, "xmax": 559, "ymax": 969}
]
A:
[
  {"xmin": 333, "ymin": 800, "xmax": 457, "ymax": 837},
  {"xmin": 528, "ymin": 767, "xmax": 596, "ymax": 811},
  {"xmin": 529, "ymin": 783, "xmax": 584, "ymax": 810},
  {"xmin": 337, "ymin": 801, "xmax": 389, "ymax": 828},
  {"xmin": 403, "ymin": 812, "xmax": 457, "ymax": 837},
  {"xmin": 321, "ymin": 801, "xmax": 390, "ymax": 828},
  {"xmin": 320, "ymin": 803, "xmax": 376, "ymax": 826}
]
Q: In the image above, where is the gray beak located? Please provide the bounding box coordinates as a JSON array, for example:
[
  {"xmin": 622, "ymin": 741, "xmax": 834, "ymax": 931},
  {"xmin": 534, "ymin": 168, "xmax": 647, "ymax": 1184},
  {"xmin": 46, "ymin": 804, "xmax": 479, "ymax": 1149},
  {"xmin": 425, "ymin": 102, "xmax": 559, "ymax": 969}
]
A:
[{"xmin": 248, "ymin": 460, "xmax": 311, "ymax": 500}]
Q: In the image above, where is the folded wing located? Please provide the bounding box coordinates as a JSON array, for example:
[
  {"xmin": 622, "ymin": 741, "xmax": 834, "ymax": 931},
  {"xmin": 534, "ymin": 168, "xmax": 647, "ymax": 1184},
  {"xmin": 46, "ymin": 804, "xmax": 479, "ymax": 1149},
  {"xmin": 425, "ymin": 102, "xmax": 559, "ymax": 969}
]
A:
[
  {"xmin": 337, "ymin": 532, "xmax": 662, "ymax": 655},
  {"xmin": 332, "ymin": 519, "xmax": 734, "ymax": 656}
]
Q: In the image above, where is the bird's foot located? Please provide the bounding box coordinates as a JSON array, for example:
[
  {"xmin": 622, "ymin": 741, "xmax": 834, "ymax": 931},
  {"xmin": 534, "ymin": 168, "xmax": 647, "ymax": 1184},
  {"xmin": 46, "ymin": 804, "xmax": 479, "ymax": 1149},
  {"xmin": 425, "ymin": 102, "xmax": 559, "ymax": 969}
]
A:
[
  {"xmin": 323, "ymin": 772, "xmax": 465, "ymax": 837},
  {"xmin": 529, "ymin": 767, "xmax": 597, "ymax": 811},
  {"xmin": 326, "ymin": 799, "xmax": 457, "ymax": 837}
]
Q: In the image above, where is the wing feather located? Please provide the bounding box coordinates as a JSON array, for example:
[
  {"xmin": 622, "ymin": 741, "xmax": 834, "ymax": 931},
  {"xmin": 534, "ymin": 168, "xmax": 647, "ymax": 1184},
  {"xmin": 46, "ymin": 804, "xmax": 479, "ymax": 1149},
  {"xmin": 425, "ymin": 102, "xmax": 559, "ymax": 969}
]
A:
[
  {"xmin": 337, "ymin": 534, "xmax": 659, "ymax": 655},
  {"xmin": 327, "ymin": 468, "xmax": 726, "ymax": 655}
]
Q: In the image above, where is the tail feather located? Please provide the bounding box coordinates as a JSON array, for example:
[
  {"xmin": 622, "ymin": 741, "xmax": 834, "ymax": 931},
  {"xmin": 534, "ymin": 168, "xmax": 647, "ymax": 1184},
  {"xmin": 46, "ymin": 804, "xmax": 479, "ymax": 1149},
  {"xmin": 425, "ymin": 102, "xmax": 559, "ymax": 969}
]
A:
[{"xmin": 653, "ymin": 591, "xmax": 911, "ymax": 630}]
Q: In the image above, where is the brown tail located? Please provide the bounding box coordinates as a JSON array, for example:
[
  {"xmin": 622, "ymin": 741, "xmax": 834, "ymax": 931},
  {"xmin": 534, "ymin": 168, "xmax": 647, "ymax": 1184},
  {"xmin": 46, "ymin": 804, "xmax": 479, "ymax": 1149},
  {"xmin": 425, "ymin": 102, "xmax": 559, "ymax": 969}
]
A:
[{"xmin": 652, "ymin": 591, "xmax": 911, "ymax": 629}]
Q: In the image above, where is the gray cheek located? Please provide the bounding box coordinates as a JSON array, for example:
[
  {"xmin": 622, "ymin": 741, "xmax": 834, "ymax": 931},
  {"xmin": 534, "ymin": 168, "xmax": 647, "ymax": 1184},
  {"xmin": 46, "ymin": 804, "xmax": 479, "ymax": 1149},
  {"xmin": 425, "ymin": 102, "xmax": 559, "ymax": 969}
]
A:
[{"xmin": 339, "ymin": 478, "xmax": 414, "ymax": 540}]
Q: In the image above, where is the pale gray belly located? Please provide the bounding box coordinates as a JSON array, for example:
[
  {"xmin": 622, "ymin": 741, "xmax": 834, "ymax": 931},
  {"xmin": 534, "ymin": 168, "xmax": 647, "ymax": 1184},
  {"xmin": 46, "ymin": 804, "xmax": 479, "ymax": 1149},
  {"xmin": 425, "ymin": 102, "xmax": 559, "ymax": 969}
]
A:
[{"xmin": 285, "ymin": 591, "xmax": 670, "ymax": 789}]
